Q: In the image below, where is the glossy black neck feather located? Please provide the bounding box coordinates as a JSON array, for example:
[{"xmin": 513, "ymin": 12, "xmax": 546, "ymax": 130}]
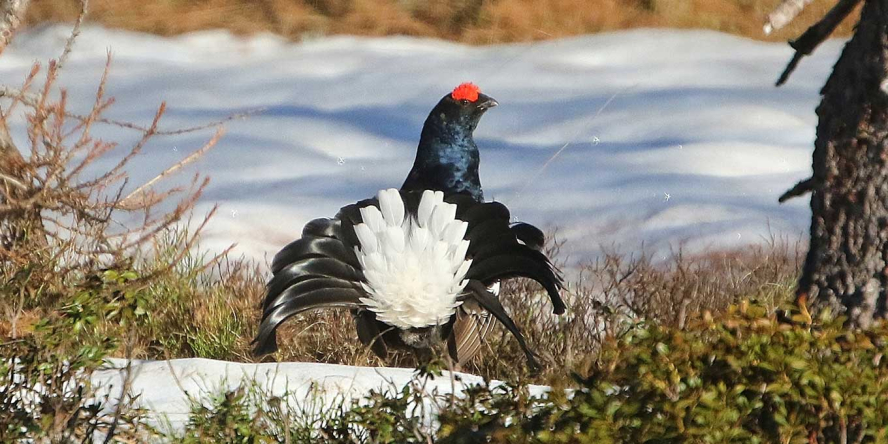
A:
[{"xmin": 401, "ymin": 99, "xmax": 484, "ymax": 202}]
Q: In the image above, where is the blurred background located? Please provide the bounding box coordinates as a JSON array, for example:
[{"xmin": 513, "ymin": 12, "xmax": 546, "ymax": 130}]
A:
[{"xmin": 28, "ymin": 0, "xmax": 856, "ymax": 43}]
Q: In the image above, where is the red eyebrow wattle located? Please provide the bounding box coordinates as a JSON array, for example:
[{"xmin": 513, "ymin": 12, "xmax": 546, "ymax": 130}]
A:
[{"xmin": 451, "ymin": 82, "xmax": 480, "ymax": 102}]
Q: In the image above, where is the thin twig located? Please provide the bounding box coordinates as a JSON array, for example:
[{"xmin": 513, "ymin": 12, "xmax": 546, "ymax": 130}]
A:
[
  {"xmin": 102, "ymin": 356, "xmax": 134, "ymax": 444},
  {"xmin": 196, "ymin": 242, "xmax": 238, "ymax": 274},
  {"xmin": 121, "ymin": 127, "xmax": 223, "ymax": 205},
  {"xmin": 3, "ymin": 63, "xmax": 40, "ymax": 118},
  {"xmin": 57, "ymin": 0, "xmax": 89, "ymax": 73},
  {"xmin": 78, "ymin": 103, "xmax": 165, "ymax": 192},
  {"xmin": 0, "ymin": 172, "xmax": 27, "ymax": 190},
  {"xmin": 0, "ymin": 86, "xmax": 263, "ymax": 135}
]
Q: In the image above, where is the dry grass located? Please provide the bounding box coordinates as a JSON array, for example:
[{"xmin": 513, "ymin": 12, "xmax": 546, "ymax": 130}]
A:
[
  {"xmin": 26, "ymin": 0, "xmax": 859, "ymax": 44},
  {"xmin": 114, "ymin": 233, "xmax": 802, "ymax": 384},
  {"xmin": 457, "ymin": 235, "xmax": 804, "ymax": 382},
  {"xmin": 1, "ymin": 223, "xmax": 804, "ymax": 385}
]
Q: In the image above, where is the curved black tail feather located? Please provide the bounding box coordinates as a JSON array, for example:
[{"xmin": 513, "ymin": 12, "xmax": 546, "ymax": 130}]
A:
[
  {"xmin": 253, "ymin": 214, "xmax": 369, "ymax": 356},
  {"xmin": 462, "ymin": 280, "xmax": 540, "ymax": 371}
]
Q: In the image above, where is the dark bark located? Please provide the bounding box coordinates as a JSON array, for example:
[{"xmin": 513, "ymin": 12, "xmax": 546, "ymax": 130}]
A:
[
  {"xmin": 799, "ymin": 0, "xmax": 888, "ymax": 327},
  {"xmin": 775, "ymin": 0, "xmax": 862, "ymax": 86}
]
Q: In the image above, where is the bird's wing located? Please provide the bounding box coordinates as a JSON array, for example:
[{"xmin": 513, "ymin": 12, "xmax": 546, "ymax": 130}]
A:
[
  {"xmin": 510, "ymin": 222, "xmax": 546, "ymax": 251},
  {"xmin": 455, "ymin": 199, "xmax": 566, "ymax": 314},
  {"xmin": 449, "ymin": 282, "xmax": 498, "ymax": 366},
  {"xmin": 442, "ymin": 195, "xmax": 563, "ymax": 368}
]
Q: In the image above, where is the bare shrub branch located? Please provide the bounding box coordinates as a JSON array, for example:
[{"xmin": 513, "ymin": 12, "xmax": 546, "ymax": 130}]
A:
[
  {"xmin": 0, "ymin": 85, "xmax": 264, "ymax": 135},
  {"xmin": 0, "ymin": 0, "xmax": 30, "ymax": 56},
  {"xmin": 0, "ymin": 50, "xmax": 222, "ymax": 285},
  {"xmin": 54, "ymin": 0, "xmax": 89, "ymax": 74}
]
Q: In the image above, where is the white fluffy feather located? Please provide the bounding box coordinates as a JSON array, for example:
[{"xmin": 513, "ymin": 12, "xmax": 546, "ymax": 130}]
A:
[{"xmin": 354, "ymin": 189, "xmax": 472, "ymax": 329}]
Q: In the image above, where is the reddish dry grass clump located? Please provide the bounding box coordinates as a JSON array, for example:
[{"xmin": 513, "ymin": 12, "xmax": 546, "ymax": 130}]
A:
[{"xmin": 27, "ymin": 0, "xmax": 858, "ymax": 44}]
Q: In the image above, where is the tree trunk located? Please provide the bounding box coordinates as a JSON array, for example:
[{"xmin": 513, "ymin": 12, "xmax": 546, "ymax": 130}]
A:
[{"xmin": 799, "ymin": 0, "xmax": 888, "ymax": 327}]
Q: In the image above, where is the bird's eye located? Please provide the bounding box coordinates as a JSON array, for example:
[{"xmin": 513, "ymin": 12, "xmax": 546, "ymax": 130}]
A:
[{"xmin": 460, "ymin": 99, "xmax": 469, "ymax": 105}]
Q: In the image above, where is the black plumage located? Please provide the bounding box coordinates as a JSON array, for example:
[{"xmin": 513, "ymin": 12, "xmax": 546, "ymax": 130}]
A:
[
  {"xmin": 400, "ymin": 84, "xmax": 509, "ymax": 365},
  {"xmin": 253, "ymin": 190, "xmax": 563, "ymax": 369},
  {"xmin": 401, "ymin": 86, "xmax": 498, "ymax": 202}
]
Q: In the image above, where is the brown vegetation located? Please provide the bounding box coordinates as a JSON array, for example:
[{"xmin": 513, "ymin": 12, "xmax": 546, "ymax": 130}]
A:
[
  {"xmin": 460, "ymin": 237, "xmax": 803, "ymax": 381},
  {"xmin": 26, "ymin": 0, "xmax": 858, "ymax": 44},
  {"xmin": 3, "ymin": 230, "xmax": 801, "ymax": 383}
]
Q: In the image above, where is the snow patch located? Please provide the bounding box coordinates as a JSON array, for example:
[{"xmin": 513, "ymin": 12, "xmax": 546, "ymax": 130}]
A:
[
  {"xmin": 1, "ymin": 25, "xmax": 836, "ymax": 266},
  {"xmin": 91, "ymin": 358, "xmax": 549, "ymax": 432}
]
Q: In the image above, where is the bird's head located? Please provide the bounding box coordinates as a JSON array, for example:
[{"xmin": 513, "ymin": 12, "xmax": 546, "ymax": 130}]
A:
[
  {"xmin": 405, "ymin": 83, "xmax": 497, "ymax": 202},
  {"xmin": 431, "ymin": 82, "xmax": 498, "ymax": 133}
]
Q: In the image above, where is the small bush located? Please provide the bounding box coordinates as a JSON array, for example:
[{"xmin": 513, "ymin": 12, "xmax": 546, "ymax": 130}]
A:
[
  {"xmin": 439, "ymin": 302, "xmax": 888, "ymax": 443},
  {"xmin": 181, "ymin": 386, "xmax": 270, "ymax": 444},
  {"xmin": 0, "ymin": 268, "xmax": 146, "ymax": 442},
  {"xmin": 171, "ymin": 363, "xmax": 445, "ymax": 443}
]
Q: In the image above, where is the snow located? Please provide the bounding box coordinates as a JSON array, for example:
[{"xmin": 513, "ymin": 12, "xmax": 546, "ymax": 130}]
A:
[
  {"xmin": 2, "ymin": 24, "xmax": 846, "ymax": 431},
  {"xmin": 2, "ymin": 25, "xmax": 842, "ymax": 266},
  {"xmin": 92, "ymin": 358, "xmax": 549, "ymax": 433}
]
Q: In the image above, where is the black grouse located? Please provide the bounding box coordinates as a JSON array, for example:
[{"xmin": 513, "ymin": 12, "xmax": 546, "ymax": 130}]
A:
[
  {"xmin": 400, "ymin": 82, "xmax": 533, "ymax": 366},
  {"xmin": 253, "ymin": 83, "xmax": 565, "ymax": 370}
]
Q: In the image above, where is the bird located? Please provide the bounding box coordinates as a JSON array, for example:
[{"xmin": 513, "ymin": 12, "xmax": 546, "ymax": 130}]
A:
[
  {"xmin": 399, "ymin": 82, "xmax": 536, "ymax": 366},
  {"xmin": 253, "ymin": 83, "xmax": 565, "ymax": 370}
]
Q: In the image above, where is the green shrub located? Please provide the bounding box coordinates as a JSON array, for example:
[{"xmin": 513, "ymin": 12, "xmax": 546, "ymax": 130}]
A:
[
  {"xmin": 175, "ymin": 361, "xmax": 448, "ymax": 443},
  {"xmin": 181, "ymin": 386, "xmax": 271, "ymax": 444},
  {"xmin": 0, "ymin": 268, "xmax": 145, "ymax": 442},
  {"xmin": 439, "ymin": 302, "xmax": 888, "ymax": 443}
]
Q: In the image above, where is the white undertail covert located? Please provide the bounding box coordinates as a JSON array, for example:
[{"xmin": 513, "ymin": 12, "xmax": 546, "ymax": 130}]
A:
[{"xmin": 354, "ymin": 189, "xmax": 472, "ymax": 329}]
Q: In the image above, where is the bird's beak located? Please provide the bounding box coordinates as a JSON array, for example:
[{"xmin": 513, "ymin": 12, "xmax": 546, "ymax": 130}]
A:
[{"xmin": 477, "ymin": 94, "xmax": 498, "ymax": 110}]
